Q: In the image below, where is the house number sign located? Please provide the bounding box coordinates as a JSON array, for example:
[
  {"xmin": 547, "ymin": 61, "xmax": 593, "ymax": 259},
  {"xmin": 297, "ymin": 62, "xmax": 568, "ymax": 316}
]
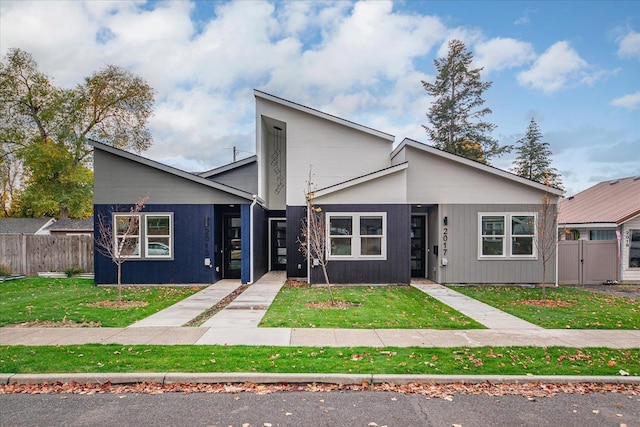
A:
[{"xmin": 442, "ymin": 226, "xmax": 448, "ymax": 257}]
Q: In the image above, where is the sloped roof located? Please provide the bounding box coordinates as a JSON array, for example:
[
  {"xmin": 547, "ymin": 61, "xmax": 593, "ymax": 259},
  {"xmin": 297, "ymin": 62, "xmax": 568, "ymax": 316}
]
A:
[
  {"xmin": 392, "ymin": 138, "xmax": 565, "ymax": 196},
  {"xmin": 46, "ymin": 218, "xmax": 94, "ymax": 232},
  {"xmin": 198, "ymin": 155, "xmax": 257, "ymax": 179},
  {"xmin": 254, "ymin": 90, "xmax": 395, "ymax": 142},
  {"xmin": 0, "ymin": 218, "xmax": 55, "ymax": 234},
  {"xmin": 89, "ymin": 139, "xmax": 255, "ymax": 201},
  {"xmin": 558, "ymin": 176, "xmax": 640, "ymax": 225},
  {"xmin": 315, "ymin": 162, "xmax": 408, "ymax": 198}
]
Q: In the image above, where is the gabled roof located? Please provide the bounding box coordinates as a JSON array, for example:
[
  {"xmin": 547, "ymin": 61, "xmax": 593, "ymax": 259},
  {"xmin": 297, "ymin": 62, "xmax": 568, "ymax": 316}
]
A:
[
  {"xmin": 315, "ymin": 162, "xmax": 408, "ymax": 198},
  {"xmin": 558, "ymin": 176, "xmax": 640, "ymax": 225},
  {"xmin": 198, "ymin": 155, "xmax": 257, "ymax": 179},
  {"xmin": 89, "ymin": 139, "xmax": 255, "ymax": 201},
  {"xmin": 392, "ymin": 138, "xmax": 565, "ymax": 196},
  {"xmin": 0, "ymin": 218, "xmax": 55, "ymax": 235},
  {"xmin": 254, "ymin": 90, "xmax": 395, "ymax": 142},
  {"xmin": 46, "ymin": 218, "xmax": 94, "ymax": 232}
]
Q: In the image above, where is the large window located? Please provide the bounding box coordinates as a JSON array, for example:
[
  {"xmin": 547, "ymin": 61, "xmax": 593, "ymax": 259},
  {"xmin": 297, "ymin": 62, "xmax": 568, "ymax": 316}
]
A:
[
  {"xmin": 114, "ymin": 213, "xmax": 173, "ymax": 259},
  {"xmin": 327, "ymin": 213, "xmax": 386, "ymax": 260},
  {"xmin": 479, "ymin": 213, "xmax": 536, "ymax": 259},
  {"xmin": 590, "ymin": 229, "xmax": 617, "ymax": 241}
]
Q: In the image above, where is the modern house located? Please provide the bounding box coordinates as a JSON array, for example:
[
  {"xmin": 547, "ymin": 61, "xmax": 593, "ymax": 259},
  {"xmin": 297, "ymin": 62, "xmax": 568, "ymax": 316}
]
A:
[
  {"xmin": 92, "ymin": 90, "xmax": 563, "ymax": 285},
  {"xmin": 558, "ymin": 177, "xmax": 640, "ymax": 284}
]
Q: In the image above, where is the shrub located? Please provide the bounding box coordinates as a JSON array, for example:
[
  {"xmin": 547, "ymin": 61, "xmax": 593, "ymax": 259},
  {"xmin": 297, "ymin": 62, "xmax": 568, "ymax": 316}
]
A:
[
  {"xmin": 0, "ymin": 264, "xmax": 12, "ymax": 277},
  {"xmin": 64, "ymin": 266, "xmax": 85, "ymax": 277}
]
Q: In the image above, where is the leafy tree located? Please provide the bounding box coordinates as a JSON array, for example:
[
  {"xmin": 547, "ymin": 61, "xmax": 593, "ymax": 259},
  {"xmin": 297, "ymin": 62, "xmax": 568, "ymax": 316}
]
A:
[
  {"xmin": 422, "ymin": 39, "xmax": 509, "ymax": 163},
  {"xmin": 0, "ymin": 48, "xmax": 155, "ymax": 219},
  {"xmin": 511, "ymin": 118, "xmax": 563, "ymax": 189}
]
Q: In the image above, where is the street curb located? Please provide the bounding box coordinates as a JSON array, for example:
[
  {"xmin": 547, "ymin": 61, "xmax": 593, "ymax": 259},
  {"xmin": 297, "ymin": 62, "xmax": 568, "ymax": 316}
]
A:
[{"xmin": 2, "ymin": 373, "xmax": 638, "ymax": 386}]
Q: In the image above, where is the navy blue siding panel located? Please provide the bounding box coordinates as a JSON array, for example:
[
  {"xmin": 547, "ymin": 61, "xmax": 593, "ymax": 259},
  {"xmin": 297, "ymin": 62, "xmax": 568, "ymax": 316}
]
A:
[
  {"xmin": 94, "ymin": 204, "xmax": 216, "ymax": 285},
  {"xmin": 252, "ymin": 205, "xmax": 269, "ymax": 282},
  {"xmin": 310, "ymin": 204, "xmax": 411, "ymax": 284},
  {"xmin": 241, "ymin": 204, "xmax": 251, "ymax": 284},
  {"xmin": 286, "ymin": 206, "xmax": 307, "ymax": 278}
]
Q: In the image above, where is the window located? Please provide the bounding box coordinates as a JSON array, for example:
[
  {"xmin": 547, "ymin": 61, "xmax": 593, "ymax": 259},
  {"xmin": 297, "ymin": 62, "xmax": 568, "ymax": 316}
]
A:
[
  {"xmin": 630, "ymin": 230, "xmax": 640, "ymax": 268},
  {"xmin": 511, "ymin": 215, "xmax": 535, "ymax": 256},
  {"xmin": 113, "ymin": 213, "xmax": 173, "ymax": 259},
  {"xmin": 327, "ymin": 213, "xmax": 386, "ymax": 260},
  {"xmin": 590, "ymin": 230, "xmax": 616, "ymax": 241},
  {"xmin": 114, "ymin": 214, "xmax": 141, "ymax": 258},
  {"xmin": 479, "ymin": 213, "xmax": 537, "ymax": 259},
  {"xmin": 480, "ymin": 215, "xmax": 505, "ymax": 256}
]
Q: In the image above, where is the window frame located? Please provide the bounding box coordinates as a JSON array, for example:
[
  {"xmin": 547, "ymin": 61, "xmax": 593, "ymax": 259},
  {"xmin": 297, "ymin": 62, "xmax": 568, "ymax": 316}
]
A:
[
  {"xmin": 114, "ymin": 214, "xmax": 141, "ymax": 259},
  {"xmin": 478, "ymin": 212, "xmax": 538, "ymax": 260},
  {"xmin": 326, "ymin": 212, "xmax": 387, "ymax": 261},
  {"xmin": 145, "ymin": 214, "xmax": 173, "ymax": 259},
  {"xmin": 112, "ymin": 212, "xmax": 173, "ymax": 260},
  {"xmin": 629, "ymin": 229, "xmax": 640, "ymax": 269}
]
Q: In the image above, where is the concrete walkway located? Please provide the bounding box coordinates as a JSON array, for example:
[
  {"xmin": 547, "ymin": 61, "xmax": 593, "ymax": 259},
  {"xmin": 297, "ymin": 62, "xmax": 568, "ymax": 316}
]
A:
[
  {"xmin": 129, "ymin": 280, "xmax": 243, "ymax": 327},
  {"xmin": 1, "ymin": 274, "xmax": 639, "ymax": 349},
  {"xmin": 412, "ymin": 282, "xmax": 543, "ymax": 330}
]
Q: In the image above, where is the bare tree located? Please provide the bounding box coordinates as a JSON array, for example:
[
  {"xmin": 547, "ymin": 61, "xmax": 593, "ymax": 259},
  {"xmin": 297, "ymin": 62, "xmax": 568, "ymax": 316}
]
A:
[
  {"xmin": 94, "ymin": 196, "xmax": 148, "ymax": 304},
  {"xmin": 536, "ymin": 179, "xmax": 558, "ymax": 301},
  {"xmin": 298, "ymin": 167, "xmax": 335, "ymax": 305}
]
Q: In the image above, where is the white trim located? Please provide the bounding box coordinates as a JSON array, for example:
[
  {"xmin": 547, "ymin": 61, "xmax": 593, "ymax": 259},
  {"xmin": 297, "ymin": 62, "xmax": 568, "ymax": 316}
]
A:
[
  {"xmin": 559, "ymin": 222, "xmax": 618, "ymax": 229},
  {"xmin": 113, "ymin": 213, "xmax": 141, "ymax": 259},
  {"xmin": 478, "ymin": 212, "xmax": 538, "ymax": 260},
  {"xmin": 326, "ymin": 212, "xmax": 387, "ymax": 261},
  {"xmin": 144, "ymin": 213, "xmax": 173, "ymax": 259}
]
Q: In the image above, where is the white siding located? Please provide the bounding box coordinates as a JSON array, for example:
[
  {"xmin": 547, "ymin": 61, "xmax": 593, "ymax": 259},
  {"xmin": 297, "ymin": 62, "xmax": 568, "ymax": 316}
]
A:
[
  {"xmin": 403, "ymin": 145, "xmax": 553, "ymax": 205},
  {"xmin": 622, "ymin": 215, "xmax": 640, "ymax": 283},
  {"xmin": 256, "ymin": 97, "xmax": 394, "ymax": 207},
  {"xmin": 315, "ymin": 170, "xmax": 407, "ymax": 205}
]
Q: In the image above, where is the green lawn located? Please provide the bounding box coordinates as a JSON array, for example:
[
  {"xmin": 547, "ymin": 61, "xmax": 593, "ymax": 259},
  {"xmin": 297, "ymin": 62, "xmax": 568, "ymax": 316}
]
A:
[
  {"xmin": 260, "ymin": 285, "xmax": 484, "ymax": 329},
  {"xmin": 453, "ymin": 286, "xmax": 640, "ymax": 329},
  {"xmin": 1, "ymin": 345, "xmax": 637, "ymax": 376},
  {"xmin": 0, "ymin": 278, "xmax": 204, "ymax": 327}
]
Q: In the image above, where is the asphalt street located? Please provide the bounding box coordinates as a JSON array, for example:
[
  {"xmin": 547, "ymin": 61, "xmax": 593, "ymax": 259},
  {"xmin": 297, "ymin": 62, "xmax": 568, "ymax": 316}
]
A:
[{"xmin": 1, "ymin": 390, "xmax": 638, "ymax": 427}]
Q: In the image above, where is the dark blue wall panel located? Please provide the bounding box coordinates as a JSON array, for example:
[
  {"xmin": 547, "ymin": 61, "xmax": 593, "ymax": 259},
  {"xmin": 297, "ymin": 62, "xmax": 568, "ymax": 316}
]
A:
[
  {"xmin": 240, "ymin": 204, "xmax": 251, "ymax": 284},
  {"xmin": 252, "ymin": 205, "xmax": 269, "ymax": 282},
  {"xmin": 309, "ymin": 204, "xmax": 411, "ymax": 284},
  {"xmin": 94, "ymin": 204, "xmax": 217, "ymax": 285}
]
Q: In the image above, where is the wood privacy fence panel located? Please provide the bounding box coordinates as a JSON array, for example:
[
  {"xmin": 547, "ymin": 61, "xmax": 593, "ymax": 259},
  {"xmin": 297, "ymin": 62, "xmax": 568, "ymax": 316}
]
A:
[{"xmin": 0, "ymin": 235, "xmax": 94, "ymax": 276}]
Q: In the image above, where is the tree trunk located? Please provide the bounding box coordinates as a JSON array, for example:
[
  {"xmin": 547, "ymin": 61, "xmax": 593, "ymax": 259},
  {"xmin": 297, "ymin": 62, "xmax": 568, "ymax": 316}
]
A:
[
  {"xmin": 541, "ymin": 262, "xmax": 546, "ymax": 302},
  {"xmin": 320, "ymin": 262, "xmax": 335, "ymax": 305},
  {"xmin": 117, "ymin": 262, "xmax": 122, "ymax": 305},
  {"xmin": 59, "ymin": 207, "xmax": 69, "ymax": 220}
]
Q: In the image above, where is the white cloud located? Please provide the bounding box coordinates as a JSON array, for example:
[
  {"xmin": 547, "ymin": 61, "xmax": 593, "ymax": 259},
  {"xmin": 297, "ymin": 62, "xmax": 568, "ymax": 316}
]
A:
[
  {"xmin": 517, "ymin": 41, "xmax": 590, "ymax": 94},
  {"xmin": 474, "ymin": 37, "xmax": 535, "ymax": 73},
  {"xmin": 617, "ymin": 30, "xmax": 640, "ymax": 59},
  {"xmin": 610, "ymin": 92, "xmax": 640, "ymax": 110}
]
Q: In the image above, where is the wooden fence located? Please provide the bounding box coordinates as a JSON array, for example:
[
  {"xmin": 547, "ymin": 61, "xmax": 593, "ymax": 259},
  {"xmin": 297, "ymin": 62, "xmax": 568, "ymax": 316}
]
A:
[{"xmin": 0, "ymin": 235, "xmax": 94, "ymax": 276}]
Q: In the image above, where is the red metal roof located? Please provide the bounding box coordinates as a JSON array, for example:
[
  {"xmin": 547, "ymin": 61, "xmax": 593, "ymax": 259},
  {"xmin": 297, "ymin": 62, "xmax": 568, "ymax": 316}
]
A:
[{"xmin": 558, "ymin": 176, "xmax": 640, "ymax": 225}]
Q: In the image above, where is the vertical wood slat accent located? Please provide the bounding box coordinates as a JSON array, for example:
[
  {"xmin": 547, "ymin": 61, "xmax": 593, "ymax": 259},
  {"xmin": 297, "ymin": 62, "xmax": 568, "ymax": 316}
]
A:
[{"xmin": 0, "ymin": 235, "xmax": 94, "ymax": 276}]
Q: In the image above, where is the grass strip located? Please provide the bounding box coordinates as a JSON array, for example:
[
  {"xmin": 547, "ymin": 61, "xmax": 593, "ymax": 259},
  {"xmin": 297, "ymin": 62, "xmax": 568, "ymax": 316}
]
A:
[
  {"xmin": 0, "ymin": 278, "xmax": 204, "ymax": 328},
  {"xmin": 452, "ymin": 286, "xmax": 640, "ymax": 330},
  {"xmin": 1, "ymin": 345, "xmax": 638, "ymax": 376},
  {"xmin": 260, "ymin": 286, "xmax": 484, "ymax": 329}
]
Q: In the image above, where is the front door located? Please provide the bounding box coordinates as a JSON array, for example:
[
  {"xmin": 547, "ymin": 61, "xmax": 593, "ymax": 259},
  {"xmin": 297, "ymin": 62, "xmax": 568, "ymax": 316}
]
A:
[
  {"xmin": 223, "ymin": 215, "xmax": 242, "ymax": 279},
  {"xmin": 271, "ymin": 219, "xmax": 287, "ymax": 271},
  {"xmin": 411, "ymin": 215, "xmax": 426, "ymax": 277}
]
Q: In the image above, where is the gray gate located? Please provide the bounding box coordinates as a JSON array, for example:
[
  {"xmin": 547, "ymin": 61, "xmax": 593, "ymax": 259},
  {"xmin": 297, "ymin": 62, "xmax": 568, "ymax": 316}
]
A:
[{"xmin": 558, "ymin": 240, "xmax": 618, "ymax": 285}]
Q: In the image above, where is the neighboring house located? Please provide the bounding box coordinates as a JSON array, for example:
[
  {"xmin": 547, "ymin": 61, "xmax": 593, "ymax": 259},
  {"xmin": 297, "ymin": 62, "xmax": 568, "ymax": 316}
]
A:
[
  {"xmin": 45, "ymin": 218, "xmax": 94, "ymax": 236},
  {"xmin": 558, "ymin": 177, "xmax": 640, "ymax": 283},
  {"xmin": 0, "ymin": 218, "xmax": 55, "ymax": 235},
  {"xmin": 91, "ymin": 90, "xmax": 562, "ymax": 285}
]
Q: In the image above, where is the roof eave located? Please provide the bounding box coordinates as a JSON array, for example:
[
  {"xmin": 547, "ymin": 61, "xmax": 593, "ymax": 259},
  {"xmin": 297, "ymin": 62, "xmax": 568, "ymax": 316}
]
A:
[{"xmin": 89, "ymin": 140, "xmax": 255, "ymax": 201}]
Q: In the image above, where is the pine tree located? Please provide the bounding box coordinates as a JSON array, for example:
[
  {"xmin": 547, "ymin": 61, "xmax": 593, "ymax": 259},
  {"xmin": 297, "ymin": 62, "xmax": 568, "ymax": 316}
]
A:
[
  {"xmin": 422, "ymin": 39, "xmax": 508, "ymax": 163},
  {"xmin": 511, "ymin": 118, "xmax": 563, "ymax": 189}
]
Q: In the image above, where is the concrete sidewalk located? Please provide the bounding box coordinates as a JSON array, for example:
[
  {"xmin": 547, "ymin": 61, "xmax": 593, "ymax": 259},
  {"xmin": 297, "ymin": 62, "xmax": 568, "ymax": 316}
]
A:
[{"xmin": 1, "ymin": 273, "xmax": 639, "ymax": 348}]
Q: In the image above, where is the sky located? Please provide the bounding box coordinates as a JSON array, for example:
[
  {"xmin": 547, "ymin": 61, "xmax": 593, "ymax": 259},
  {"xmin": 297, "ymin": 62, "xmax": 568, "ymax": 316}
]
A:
[{"xmin": 1, "ymin": 0, "xmax": 639, "ymax": 196}]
